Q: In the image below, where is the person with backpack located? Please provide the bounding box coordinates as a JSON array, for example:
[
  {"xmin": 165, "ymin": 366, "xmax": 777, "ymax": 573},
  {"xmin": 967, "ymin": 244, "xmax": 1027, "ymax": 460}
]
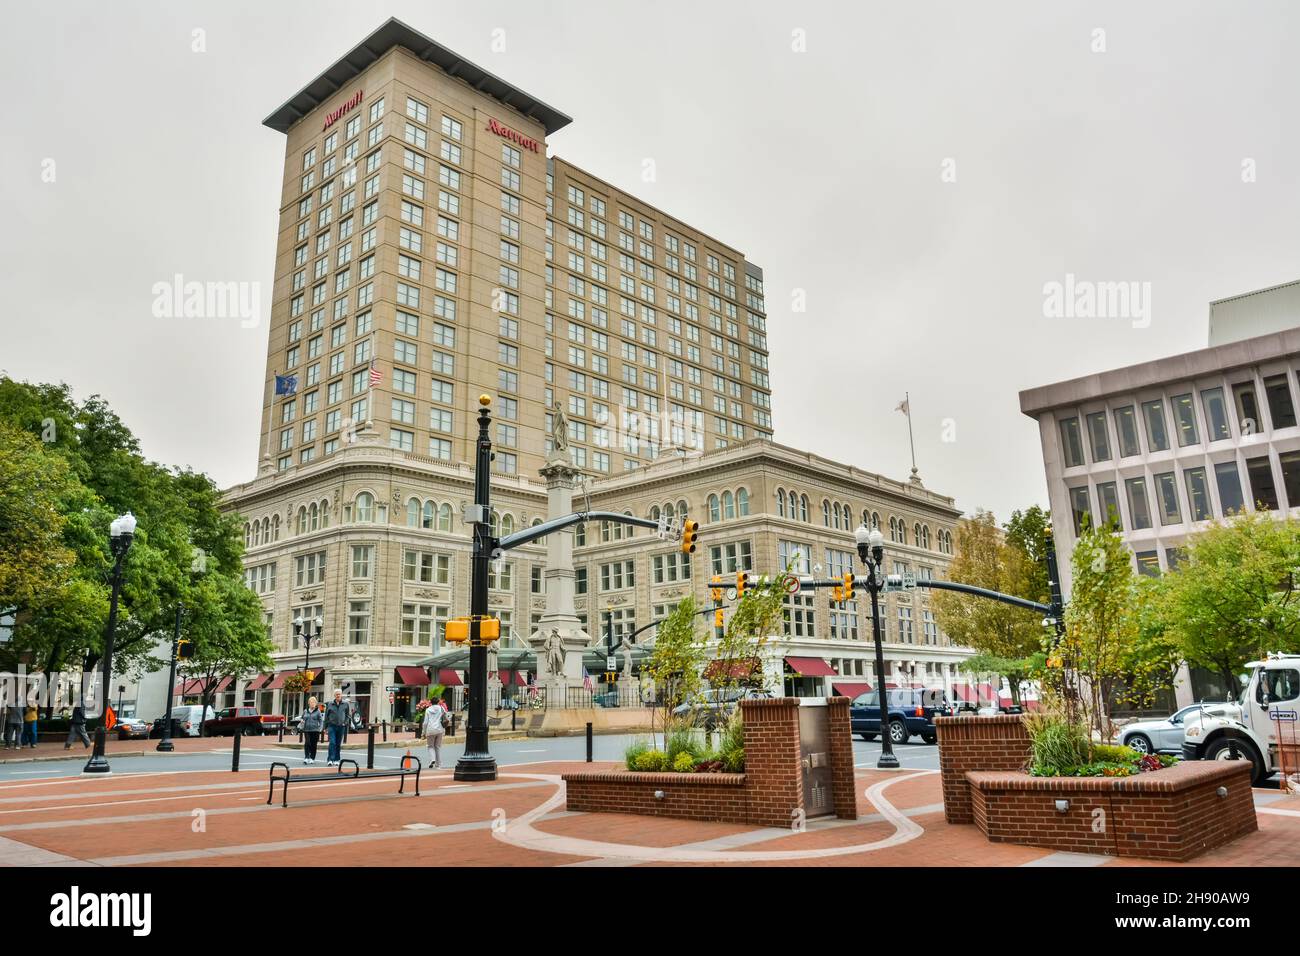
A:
[
  {"xmin": 64, "ymin": 705, "xmax": 91, "ymax": 749},
  {"xmin": 3, "ymin": 703, "xmax": 22, "ymax": 750},
  {"xmin": 421, "ymin": 694, "xmax": 450, "ymax": 770},
  {"xmin": 299, "ymin": 696, "xmax": 324, "ymax": 764},
  {"xmin": 323, "ymin": 689, "xmax": 352, "ymax": 766}
]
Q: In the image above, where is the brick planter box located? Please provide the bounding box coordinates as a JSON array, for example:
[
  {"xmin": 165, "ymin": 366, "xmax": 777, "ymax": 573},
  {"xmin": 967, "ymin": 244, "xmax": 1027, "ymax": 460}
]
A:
[
  {"xmin": 562, "ymin": 696, "xmax": 858, "ymax": 828},
  {"xmin": 967, "ymin": 761, "xmax": 1257, "ymax": 861}
]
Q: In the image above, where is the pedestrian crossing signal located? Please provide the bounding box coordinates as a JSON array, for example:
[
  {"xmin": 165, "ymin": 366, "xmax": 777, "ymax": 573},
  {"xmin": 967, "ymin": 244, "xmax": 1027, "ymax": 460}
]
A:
[
  {"xmin": 445, "ymin": 616, "xmax": 501, "ymax": 644},
  {"xmin": 680, "ymin": 519, "xmax": 699, "ymax": 554}
]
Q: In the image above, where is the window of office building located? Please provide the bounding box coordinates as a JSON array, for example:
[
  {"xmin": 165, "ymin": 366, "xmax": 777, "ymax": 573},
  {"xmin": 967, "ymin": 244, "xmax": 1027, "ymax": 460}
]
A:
[
  {"xmin": 1135, "ymin": 551, "xmax": 1160, "ymax": 578},
  {"xmin": 1233, "ymin": 381, "xmax": 1262, "ymax": 435},
  {"xmin": 1068, "ymin": 485, "xmax": 1091, "ymax": 535},
  {"xmin": 1184, "ymin": 466, "xmax": 1212, "ymax": 521},
  {"xmin": 1172, "ymin": 393, "xmax": 1199, "ymax": 446},
  {"xmin": 1280, "ymin": 451, "xmax": 1300, "ymax": 508},
  {"xmin": 1125, "ymin": 477, "xmax": 1152, "ymax": 530},
  {"xmin": 1264, "ymin": 374, "xmax": 1297, "ymax": 428},
  {"xmin": 1201, "ymin": 387, "xmax": 1231, "ymax": 441},
  {"xmin": 1154, "ymin": 472, "xmax": 1180, "ymax": 525},
  {"xmin": 1114, "ymin": 405, "xmax": 1140, "ymax": 457},
  {"xmin": 1142, "ymin": 399, "xmax": 1170, "ymax": 451},
  {"xmin": 1059, "ymin": 417, "xmax": 1084, "ymax": 467},
  {"xmin": 1086, "ymin": 411, "xmax": 1110, "ymax": 462},
  {"xmin": 1246, "ymin": 456, "xmax": 1279, "ymax": 511},
  {"xmin": 1215, "ymin": 460, "xmax": 1245, "ymax": 515}
]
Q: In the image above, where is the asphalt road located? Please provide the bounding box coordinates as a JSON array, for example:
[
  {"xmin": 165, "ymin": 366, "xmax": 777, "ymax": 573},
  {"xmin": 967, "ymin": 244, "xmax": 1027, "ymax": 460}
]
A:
[{"xmin": 0, "ymin": 733, "xmax": 944, "ymax": 781}]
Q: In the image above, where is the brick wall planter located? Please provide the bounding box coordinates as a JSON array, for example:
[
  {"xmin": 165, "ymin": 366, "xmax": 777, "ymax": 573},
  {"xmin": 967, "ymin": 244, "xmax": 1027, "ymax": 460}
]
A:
[
  {"xmin": 562, "ymin": 696, "xmax": 858, "ymax": 828},
  {"xmin": 968, "ymin": 761, "xmax": 1257, "ymax": 861},
  {"xmin": 936, "ymin": 714, "xmax": 1258, "ymax": 861}
]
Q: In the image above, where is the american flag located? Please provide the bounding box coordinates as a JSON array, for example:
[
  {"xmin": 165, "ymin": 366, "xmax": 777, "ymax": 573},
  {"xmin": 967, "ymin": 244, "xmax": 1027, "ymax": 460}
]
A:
[
  {"xmin": 582, "ymin": 670, "xmax": 592, "ymax": 691},
  {"xmin": 368, "ymin": 359, "xmax": 382, "ymax": 387}
]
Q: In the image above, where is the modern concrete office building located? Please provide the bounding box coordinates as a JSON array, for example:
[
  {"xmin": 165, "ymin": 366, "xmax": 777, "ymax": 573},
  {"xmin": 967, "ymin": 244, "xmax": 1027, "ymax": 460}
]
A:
[{"xmin": 219, "ymin": 19, "xmax": 970, "ymax": 723}]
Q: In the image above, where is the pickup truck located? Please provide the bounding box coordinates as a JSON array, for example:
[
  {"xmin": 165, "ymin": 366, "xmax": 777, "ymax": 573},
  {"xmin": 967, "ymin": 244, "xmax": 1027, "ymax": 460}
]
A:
[
  {"xmin": 203, "ymin": 706, "xmax": 286, "ymax": 737},
  {"xmin": 850, "ymin": 688, "xmax": 949, "ymax": 745}
]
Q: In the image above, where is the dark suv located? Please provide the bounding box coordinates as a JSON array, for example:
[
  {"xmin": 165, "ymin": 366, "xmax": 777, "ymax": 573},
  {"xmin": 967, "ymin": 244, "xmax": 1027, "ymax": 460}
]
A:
[{"xmin": 849, "ymin": 688, "xmax": 950, "ymax": 745}]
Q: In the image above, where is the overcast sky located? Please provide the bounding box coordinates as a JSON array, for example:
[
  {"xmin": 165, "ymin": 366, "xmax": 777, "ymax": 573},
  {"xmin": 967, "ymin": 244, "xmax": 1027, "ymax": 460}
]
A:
[{"xmin": 3, "ymin": 0, "xmax": 1298, "ymax": 521}]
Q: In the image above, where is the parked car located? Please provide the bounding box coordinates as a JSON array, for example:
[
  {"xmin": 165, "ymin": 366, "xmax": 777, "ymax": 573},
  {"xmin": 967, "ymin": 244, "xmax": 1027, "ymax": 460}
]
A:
[
  {"xmin": 115, "ymin": 716, "xmax": 150, "ymax": 740},
  {"xmin": 850, "ymin": 688, "xmax": 950, "ymax": 745},
  {"xmin": 203, "ymin": 706, "xmax": 286, "ymax": 737},
  {"xmin": 152, "ymin": 704, "xmax": 215, "ymax": 738},
  {"xmin": 1120, "ymin": 702, "xmax": 1241, "ymax": 755},
  {"xmin": 673, "ymin": 687, "xmax": 773, "ymax": 729}
]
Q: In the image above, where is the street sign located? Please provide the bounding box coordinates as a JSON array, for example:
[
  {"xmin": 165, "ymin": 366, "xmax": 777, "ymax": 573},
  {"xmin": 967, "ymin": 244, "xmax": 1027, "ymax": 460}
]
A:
[
  {"xmin": 784, "ymin": 574, "xmax": 800, "ymax": 595},
  {"xmin": 385, "ymin": 685, "xmax": 399, "ymax": 693},
  {"xmin": 387, "ymin": 692, "xmax": 394, "ymax": 704},
  {"xmin": 607, "ymin": 656, "xmax": 617, "ymax": 670},
  {"xmin": 901, "ymin": 572, "xmax": 917, "ymax": 591}
]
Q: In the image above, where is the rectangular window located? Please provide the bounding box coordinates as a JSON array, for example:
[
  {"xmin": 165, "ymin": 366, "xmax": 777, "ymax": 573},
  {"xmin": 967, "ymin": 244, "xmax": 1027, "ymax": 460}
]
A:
[
  {"xmin": 1125, "ymin": 477, "xmax": 1152, "ymax": 530},
  {"xmin": 1114, "ymin": 405, "xmax": 1140, "ymax": 457},
  {"xmin": 1154, "ymin": 472, "xmax": 1181, "ymax": 525},
  {"xmin": 1085, "ymin": 411, "xmax": 1110, "ymax": 462},
  {"xmin": 347, "ymin": 601, "xmax": 371, "ymax": 645},
  {"xmin": 1265, "ymin": 374, "xmax": 1297, "ymax": 428},
  {"xmin": 1068, "ymin": 485, "xmax": 1091, "ymax": 535},
  {"xmin": 1172, "ymin": 393, "xmax": 1199, "ymax": 446},
  {"xmin": 1246, "ymin": 456, "xmax": 1279, "ymax": 511},
  {"xmin": 1059, "ymin": 417, "xmax": 1084, "ymax": 467},
  {"xmin": 1214, "ymin": 460, "xmax": 1244, "ymax": 515},
  {"xmin": 1184, "ymin": 466, "xmax": 1212, "ymax": 521},
  {"xmin": 350, "ymin": 545, "xmax": 373, "ymax": 579},
  {"xmin": 1233, "ymin": 381, "xmax": 1262, "ymax": 436},
  {"xmin": 1201, "ymin": 387, "xmax": 1231, "ymax": 441},
  {"xmin": 1096, "ymin": 481, "xmax": 1122, "ymax": 530},
  {"xmin": 1135, "ymin": 551, "xmax": 1161, "ymax": 578},
  {"xmin": 1142, "ymin": 399, "xmax": 1170, "ymax": 451},
  {"xmin": 1280, "ymin": 451, "xmax": 1300, "ymax": 508}
]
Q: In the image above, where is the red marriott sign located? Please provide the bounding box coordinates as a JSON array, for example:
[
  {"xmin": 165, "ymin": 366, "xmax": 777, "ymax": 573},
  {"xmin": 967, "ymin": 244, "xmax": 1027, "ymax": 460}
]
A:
[
  {"xmin": 323, "ymin": 89, "xmax": 363, "ymax": 131},
  {"xmin": 487, "ymin": 117, "xmax": 540, "ymax": 153}
]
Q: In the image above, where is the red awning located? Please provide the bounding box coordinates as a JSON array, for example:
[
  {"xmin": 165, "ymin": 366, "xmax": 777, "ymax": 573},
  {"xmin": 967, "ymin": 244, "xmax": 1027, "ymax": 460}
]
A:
[
  {"xmin": 263, "ymin": 669, "xmax": 326, "ymax": 690},
  {"xmin": 173, "ymin": 679, "xmax": 203, "ymax": 696},
  {"xmin": 832, "ymin": 682, "xmax": 872, "ymax": 700},
  {"xmin": 215, "ymin": 676, "xmax": 233, "ymax": 693},
  {"xmin": 703, "ymin": 657, "xmax": 762, "ymax": 682},
  {"xmin": 245, "ymin": 675, "xmax": 266, "ymax": 691},
  {"xmin": 785, "ymin": 656, "xmax": 836, "ymax": 677},
  {"xmin": 437, "ymin": 668, "xmax": 463, "ymax": 687},
  {"xmin": 511, "ymin": 671, "xmax": 528, "ymax": 686},
  {"xmin": 395, "ymin": 666, "xmax": 430, "ymax": 686}
]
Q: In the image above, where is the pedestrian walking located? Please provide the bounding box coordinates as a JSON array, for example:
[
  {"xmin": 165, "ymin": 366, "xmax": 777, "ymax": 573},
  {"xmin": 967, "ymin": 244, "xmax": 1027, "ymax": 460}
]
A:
[
  {"xmin": 421, "ymin": 694, "xmax": 451, "ymax": 770},
  {"xmin": 3, "ymin": 704, "xmax": 22, "ymax": 750},
  {"xmin": 64, "ymin": 705, "xmax": 91, "ymax": 749},
  {"xmin": 300, "ymin": 696, "xmax": 324, "ymax": 764},
  {"xmin": 22, "ymin": 703, "xmax": 38, "ymax": 749},
  {"xmin": 323, "ymin": 689, "xmax": 352, "ymax": 766}
]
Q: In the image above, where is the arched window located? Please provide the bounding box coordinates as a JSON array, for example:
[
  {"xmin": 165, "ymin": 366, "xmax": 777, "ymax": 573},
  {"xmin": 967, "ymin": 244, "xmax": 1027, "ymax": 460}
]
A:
[
  {"xmin": 871, "ymin": 511, "xmax": 880, "ymax": 531},
  {"xmin": 776, "ymin": 488, "xmax": 786, "ymax": 518},
  {"xmin": 438, "ymin": 503, "xmax": 453, "ymax": 532},
  {"xmin": 914, "ymin": 522, "xmax": 922, "ymax": 546},
  {"xmin": 788, "ymin": 490, "xmax": 798, "ymax": 518},
  {"xmin": 250, "ymin": 522, "xmax": 259, "ymax": 547},
  {"xmin": 736, "ymin": 488, "xmax": 749, "ymax": 517},
  {"xmin": 623, "ymin": 510, "xmax": 634, "ymax": 538},
  {"xmin": 888, "ymin": 517, "xmax": 898, "ymax": 542},
  {"xmin": 677, "ymin": 499, "xmax": 688, "ymax": 518},
  {"xmin": 899, "ymin": 521, "xmax": 908, "ymax": 545},
  {"xmin": 271, "ymin": 514, "xmax": 280, "ymax": 541},
  {"xmin": 356, "ymin": 492, "xmax": 374, "ymax": 523},
  {"xmin": 832, "ymin": 503, "xmax": 841, "ymax": 530},
  {"xmin": 722, "ymin": 491, "xmax": 735, "ymax": 520},
  {"xmin": 406, "ymin": 498, "xmax": 420, "ymax": 528},
  {"xmin": 576, "ymin": 523, "xmax": 587, "ymax": 547},
  {"xmin": 296, "ymin": 507, "xmax": 308, "ymax": 535},
  {"xmin": 502, "ymin": 513, "xmax": 516, "ymax": 536},
  {"xmin": 320, "ymin": 500, "xmax": 330, "ymax": 529},
  {"xmin": 921, "ymin": 525, "xmax": 931, "ymax": 549},
  {"xmin": 823, "ymin": 500, "xmax": 831, "ymax": 527},
  {"xmin": 244, "ymin": 523, "xmax": 251, "ymax": 548},
  {"xmin": 662, "ymin": 502, "xmax": 674, "ymax": 522},
  {"xmin": 800, "ymin": 495, "xmax": 809, "ymax": 522},
  {"xmin": 650, "ymin": 505, "xmax": 661, "ymax": 522},
  {"xmin": 489, "ymin": 509, "xmax": 500, "ymax": 537},
  {"xmin": 708, "ymin": 494, "xmax": 721, "ymax": 522},
  {"xmin": 307, "ymin": 502, "xmax": 318, "ymax": 532}
]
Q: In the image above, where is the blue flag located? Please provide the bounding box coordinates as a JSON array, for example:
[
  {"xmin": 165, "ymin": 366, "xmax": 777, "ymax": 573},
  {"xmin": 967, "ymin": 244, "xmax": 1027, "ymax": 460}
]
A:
[{"xmin": 275, "ymin": 374, "xmax": 298, "ymax": 396}]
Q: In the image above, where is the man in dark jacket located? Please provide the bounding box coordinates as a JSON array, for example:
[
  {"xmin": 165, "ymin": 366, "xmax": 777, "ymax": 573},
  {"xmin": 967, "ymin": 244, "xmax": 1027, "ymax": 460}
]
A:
[
  {"xmin": 64, "ymin": 705, "xmax": 91, "ymax": 749},
  {"xmin": 323, "ymin": 689, "xmax": 352, "ymax": 766}
]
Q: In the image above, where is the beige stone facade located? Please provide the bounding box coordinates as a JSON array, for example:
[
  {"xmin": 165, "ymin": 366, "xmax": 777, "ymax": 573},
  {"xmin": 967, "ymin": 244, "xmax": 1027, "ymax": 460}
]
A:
[{"xmin": 221, "ymin": 19, "xmax": 971, "ymax": 721}]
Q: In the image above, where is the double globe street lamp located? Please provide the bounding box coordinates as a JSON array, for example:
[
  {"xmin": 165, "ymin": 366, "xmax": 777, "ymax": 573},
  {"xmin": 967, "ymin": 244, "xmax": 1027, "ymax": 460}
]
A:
[
  {"xmin": 854, "ymin": 523, "xmax": 899, "ymax": 770},
  {"xmin": 84, "ymin": 511, "xmax": 137, "ymax": 775}
]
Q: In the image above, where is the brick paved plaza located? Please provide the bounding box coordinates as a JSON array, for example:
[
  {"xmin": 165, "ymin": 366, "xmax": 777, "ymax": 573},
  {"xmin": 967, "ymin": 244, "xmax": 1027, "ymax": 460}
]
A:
[{"xmin": 1, "ymin": 759, "xmax": 1295, "ymax": 868}]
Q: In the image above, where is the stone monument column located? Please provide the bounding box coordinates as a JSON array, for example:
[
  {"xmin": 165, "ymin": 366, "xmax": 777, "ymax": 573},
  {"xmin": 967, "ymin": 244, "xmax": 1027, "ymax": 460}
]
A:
[{"xmin": 528, "ymin": 445, "xmax": 592, "ymax": 702}]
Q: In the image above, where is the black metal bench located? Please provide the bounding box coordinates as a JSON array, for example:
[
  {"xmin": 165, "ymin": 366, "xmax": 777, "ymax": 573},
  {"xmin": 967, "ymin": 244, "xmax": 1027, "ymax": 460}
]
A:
[{"xmin": 266, "ymin": 755, "xmax": 422, "ymax": 807}]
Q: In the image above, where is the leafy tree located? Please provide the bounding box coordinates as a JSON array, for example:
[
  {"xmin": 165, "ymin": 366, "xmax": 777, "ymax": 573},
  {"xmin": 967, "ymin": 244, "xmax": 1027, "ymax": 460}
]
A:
[
  {"xmin": 708, "ymin": 569, "xmax": 787, "ymax": 700},
  {"xmin": 643, "ymin": 596, "xmax": 705, "ymax": 741},
  {"xmin": 1004, "ymin": 505, "xmax": 1052, "ymax": 602},
  {"xmin": 1152, "ymin": 511, "xmax": 1300, "ymax": 689},
  {"xmin": 1060, "ymin": 522, "xmax": 1140, "ymax": 738},
  {"xmin": 0, "ymin": 423, "xmax": 75, "ymax": 609},
  {"xmin": 931, "ymin": 509, "xmax": 1045, "ymax": 703},
  {"xmin": 179, "ymin": 574, "xmax": 274, "ymax": 732}
]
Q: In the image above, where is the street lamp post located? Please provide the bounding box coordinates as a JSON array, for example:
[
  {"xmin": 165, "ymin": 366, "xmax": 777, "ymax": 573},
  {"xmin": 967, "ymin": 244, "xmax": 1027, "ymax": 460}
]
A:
[
  {"xmin": 84, "ymin": 511, "xmax": 136, "ymax": 774},
  {"xmin": 455, "ymin": 396, "xmax": 498, "ymax": 782},
  {"xmin": 157, "ymin": 604, "xmax": 182, "ymax": 752},
  {"xmin": 855, "ymin": 524, "xmax": 899, "ymax": 770},
  {"xmin": 294, "ymin": 614, "xmax": 323, "ymax": 675}
]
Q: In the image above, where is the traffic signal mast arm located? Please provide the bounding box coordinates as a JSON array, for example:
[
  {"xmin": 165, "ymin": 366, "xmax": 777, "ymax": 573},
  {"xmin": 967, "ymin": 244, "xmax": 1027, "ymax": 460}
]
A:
[
  {"xmin": 494, "ymin": 509, "xmax": 670, "ymax": 553},
  {"xmin": 795, "ymin": 575, "xmax": 1058, "ymax": 616}
]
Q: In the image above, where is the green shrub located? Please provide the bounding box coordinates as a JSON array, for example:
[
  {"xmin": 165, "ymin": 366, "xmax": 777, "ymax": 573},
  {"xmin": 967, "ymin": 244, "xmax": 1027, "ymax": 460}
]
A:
[
  {"xmin": 1023, "ymin": 711, "xmax": 1090, "ymax": 775},
  {"xmin": 633, "ymin": 749, "xmax": 668, "ymax": 772},
  {"xmin": 624, "ymin": 738, "xmax": 651, "ymax": 771},
  {"xmin": 672, "ymin": 751, "xmax": 697, "ymax": 773},
  {"xmin": 665, "ymin": 722, "xmax": 707, "ymax": 763},
  {"xmin": 720, "ymin": 745, "xmax": 745, "ymax": 773},
  {"xmin": 1090, "ymin": 743, "xmax": 1140, "ymax": 764}
]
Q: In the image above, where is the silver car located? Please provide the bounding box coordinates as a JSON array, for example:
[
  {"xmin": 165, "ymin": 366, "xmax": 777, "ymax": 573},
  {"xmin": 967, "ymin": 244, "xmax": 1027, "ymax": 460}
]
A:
[{"xmin": 1120, "ymin": 702, "xmax": 1240, "ymax": 754}]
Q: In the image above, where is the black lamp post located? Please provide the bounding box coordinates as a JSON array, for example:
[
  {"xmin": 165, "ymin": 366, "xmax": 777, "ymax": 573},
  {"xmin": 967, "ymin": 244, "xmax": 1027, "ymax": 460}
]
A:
[
  {"xmin": 456, "ymin": 396, "xmax": 498, "ymax": 782},
  {"xmin": 293, "ymin": 614, "xmax": 324, "ymax": 699},
  {"xmin": 85, "ymin": 511, "xmax": 136, "ymax": 774},
  {"xmin": 157, "ymin": 604, "xmax": 182, "ymax": 752},
  {"xmin": 855, "ymin": 523, "xmax": 899, "ymax": 770}
]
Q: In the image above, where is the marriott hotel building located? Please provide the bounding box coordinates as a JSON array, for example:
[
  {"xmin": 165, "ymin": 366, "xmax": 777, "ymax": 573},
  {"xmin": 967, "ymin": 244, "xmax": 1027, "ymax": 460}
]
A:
[{"xmin": 221, "ymin": 18, "xmax": 971, "ymax": 722}]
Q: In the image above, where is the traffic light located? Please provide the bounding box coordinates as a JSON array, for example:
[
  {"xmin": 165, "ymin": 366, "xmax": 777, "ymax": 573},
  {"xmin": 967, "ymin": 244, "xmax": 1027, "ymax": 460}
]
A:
[
  {"xmin": 710, "ymin": 575, "xmax": 724, "ymax": 603},
  {"xmin": 714, "ymin": 608, "xmax": 725, "ymax": 629},
  {"xmin": 177, "ymin": 640, "xmax": 194, "ymax": 659},
  {"xmin": 831, "ymin": 584, "xmax": 843, "ymax": 603},
  {"xmin": 444, "ymin": 616, "xmax": 501, "ymax": 644},
  {"xmin": 736, "ymin": 570, "xmax": 749, "ymax": 597},
  {"xmin": 842, "ymin": 572, "xmax": 855, "ymax": 602},
  {"xmin": 680, "ymin": 519, "xmax": 699, "ymax": 554}
]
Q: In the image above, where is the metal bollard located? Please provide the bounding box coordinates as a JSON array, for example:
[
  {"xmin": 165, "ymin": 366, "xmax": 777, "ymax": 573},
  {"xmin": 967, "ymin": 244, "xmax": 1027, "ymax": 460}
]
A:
[
  {"xmin": 366, "ymin": 724, "xmax": 376, "ymax": 770},
  {"xmin": 451, "ymin": 714, "xmax": 459, "ymax": 738},
  {"xmin": 586, "ymin": 721, "xmax": 593, "ymax": 762},
  {"xmin": 232, "ymin": 731, "xmax": 241, "ymax": 773},
  {"xmin": 278, "ymin": 723, "xmax": 284, "ymax": 742},
  {"xmin": 381, "ymin": 719, "xmax": 387, "ymax": 743},
  {"xmin": 511, "ymin": 708, "xmax": 517, "ymax": 732}
]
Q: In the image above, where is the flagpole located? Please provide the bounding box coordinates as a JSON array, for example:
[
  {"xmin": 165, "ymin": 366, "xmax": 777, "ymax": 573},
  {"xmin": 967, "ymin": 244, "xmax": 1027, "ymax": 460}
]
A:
[
  {"xmin": 367, "ymin": 334, "xmax": 376, "ymax": 427},
  {"xmin": 905, "ymin": 390, "xmax": 917, "ymax": 477}
]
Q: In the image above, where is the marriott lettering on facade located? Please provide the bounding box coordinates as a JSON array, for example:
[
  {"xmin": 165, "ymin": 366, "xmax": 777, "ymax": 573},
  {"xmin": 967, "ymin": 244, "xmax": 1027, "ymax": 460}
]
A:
[
  {"xmin": 486, "ymin": 118, "xmax": 541, "ymax": 153},
  {"xmin": 323, "ymin": 90, "xmax": 363, "ymax": 131}
]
